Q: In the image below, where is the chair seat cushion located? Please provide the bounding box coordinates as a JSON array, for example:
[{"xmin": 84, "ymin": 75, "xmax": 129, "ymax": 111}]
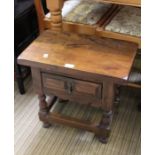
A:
[
  {"xmin": 105, "ymin": 6, "xmax": 141, "ymax": 37},
  {"xmin": 63, "ymin": 0, "xmax": 111, "ymax": 25}
]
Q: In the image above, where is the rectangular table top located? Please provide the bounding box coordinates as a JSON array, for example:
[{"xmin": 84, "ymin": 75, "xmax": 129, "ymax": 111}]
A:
[{"xmin": 18, "ymin": 30, "xmax": 138, "ymax": 80}]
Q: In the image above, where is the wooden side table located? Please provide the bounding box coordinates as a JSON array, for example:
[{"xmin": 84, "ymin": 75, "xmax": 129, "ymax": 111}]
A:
[{"xmin": 18, "ymin": 30, "xmax": 138, "ymax": 143}]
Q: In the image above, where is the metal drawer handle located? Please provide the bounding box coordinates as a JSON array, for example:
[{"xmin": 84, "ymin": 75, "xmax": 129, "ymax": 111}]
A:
[{"xmin": 64, "ymin": 81, "xmax": 73, "ymax": 94}]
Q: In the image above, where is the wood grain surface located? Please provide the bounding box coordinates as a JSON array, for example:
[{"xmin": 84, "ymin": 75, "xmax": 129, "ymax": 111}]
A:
[{"xmin": 18, "ymin": 30, "xmax": 138, "ymax": 80}]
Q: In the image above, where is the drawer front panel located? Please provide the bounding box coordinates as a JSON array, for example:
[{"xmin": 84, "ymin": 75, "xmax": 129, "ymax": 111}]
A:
[{"xmin": 42, "ymin": 73, "xmax": 102, "ymax": 102}]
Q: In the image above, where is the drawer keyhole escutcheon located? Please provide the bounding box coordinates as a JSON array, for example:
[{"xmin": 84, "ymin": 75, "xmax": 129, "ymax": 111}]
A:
[{"xmin": 64, "ymin": 81, "xmax": 74, "ymax": 94}]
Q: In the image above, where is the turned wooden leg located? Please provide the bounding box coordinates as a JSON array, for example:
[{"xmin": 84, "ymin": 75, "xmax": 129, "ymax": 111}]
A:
[
  {"xmin": 38, "ymin": 94, "xmax": 51, "ymax": 128},
  {"xmin": 97, "ymin": 110, "xmax": 113, "ymax": 143},
  {"xmin": 97, "ymin": 81, "xmax": 114, "ymax": 143},
  {"xmin": 46, "ymin": 0, "xmax": 63, "ymax": 32},
  {"xmin": 114, "ymin": 86, "xmax": 121, "ymax": 105},
  {"xmin": 114, "ymin": 86, "xmax": 121, "ymax": 114}
]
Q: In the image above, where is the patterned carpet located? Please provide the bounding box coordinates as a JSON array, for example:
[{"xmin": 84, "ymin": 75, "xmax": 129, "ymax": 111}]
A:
[{"xmin": 15, "ymin": 77, "xmax": 141, "ymax": 155}]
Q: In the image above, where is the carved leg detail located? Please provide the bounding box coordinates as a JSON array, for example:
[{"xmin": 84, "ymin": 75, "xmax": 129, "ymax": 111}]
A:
[
  {"xmin": 114, "ymin": 86, "xmax": 121, "ymax": 114},
  {"xmin": 51, "ymin": 11, "xmax": 62, "ymax": 32},
  {"xmin": 114, "ymin": 86, "xmax": 121, "ymax": 105},
  {"xmin": 46, "ymin": 1, "xmax": 63, "ymax": 32},
  {"xmin": 38, "ymin": 94, "xmax": 51, "ymax": 128},
  {"xmin": 97, "ymin": 110, "xmax": 113, "ymax": 143}
]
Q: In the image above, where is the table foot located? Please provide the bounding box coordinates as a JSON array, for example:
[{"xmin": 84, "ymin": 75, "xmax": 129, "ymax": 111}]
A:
[
  {"xmin": 38, "ymin": 94, "xmax": 51, "ymax": 127},
  {"xmin": 97, "ymin": 110, "xmax": 113, "ymax": 143},
  {"xmin": 98, "ymin": 136, "xmax": 108, "ymax": 144},
  {"xmin": 43, "ymin": 122, "xmax": 51, "ymax": 128}
]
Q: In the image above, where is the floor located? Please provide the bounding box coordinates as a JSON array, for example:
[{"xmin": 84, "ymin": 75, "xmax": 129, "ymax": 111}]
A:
[{"xmin": 15, "ymin": 77, "xmax": 141, "ymax": 155}]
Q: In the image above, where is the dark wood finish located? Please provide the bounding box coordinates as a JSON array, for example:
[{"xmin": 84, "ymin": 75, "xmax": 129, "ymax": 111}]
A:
[
  {"xmin": 41, "ymin": 112, "xmax": 110, "ymax": 137},
  {"xmin": 98, "ymin": 110, "xmax": 113, "ymax": 143},
  {"xmin": 18, "ymin": 0, "xmax": 140, "ymax": 143},
  {"xmin": 102, "ymin": 81, "xmax": 115, "ymax": 111},
  {"xmin": 38, "ymin": 94, "xmax": 57, "ymax": 128},
  {"xmin": 38, "ymin": 94, "xmax": 51, "ymax": 128},
  {"xmin": 18, "ymin": 30, "xmax": 138, "ymax": 80},
  {"xmin": 18, "ymin": 31, "xmax": 138, "ymax": 143},
  {"xmin": 31, "ymin": 67, "xmax": 52, "ymax": 127},
  {"xmin": 114, "ymin": 85, "xmax": 121, "ymax": 114},
  {"xmin": 42, "ymin": 73, "xmax": 102, "ymax": 105}
]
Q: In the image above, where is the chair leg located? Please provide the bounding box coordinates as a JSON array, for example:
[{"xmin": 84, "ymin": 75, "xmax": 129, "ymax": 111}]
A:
[{"xmin": 15, "ymin": 62, "xmax": 25, "ymax": 94}]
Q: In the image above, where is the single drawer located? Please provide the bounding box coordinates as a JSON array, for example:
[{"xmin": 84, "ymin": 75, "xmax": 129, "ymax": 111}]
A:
[{"xmin": 42, "ymin": 73, "xmax": 102, "ymax": 103}]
